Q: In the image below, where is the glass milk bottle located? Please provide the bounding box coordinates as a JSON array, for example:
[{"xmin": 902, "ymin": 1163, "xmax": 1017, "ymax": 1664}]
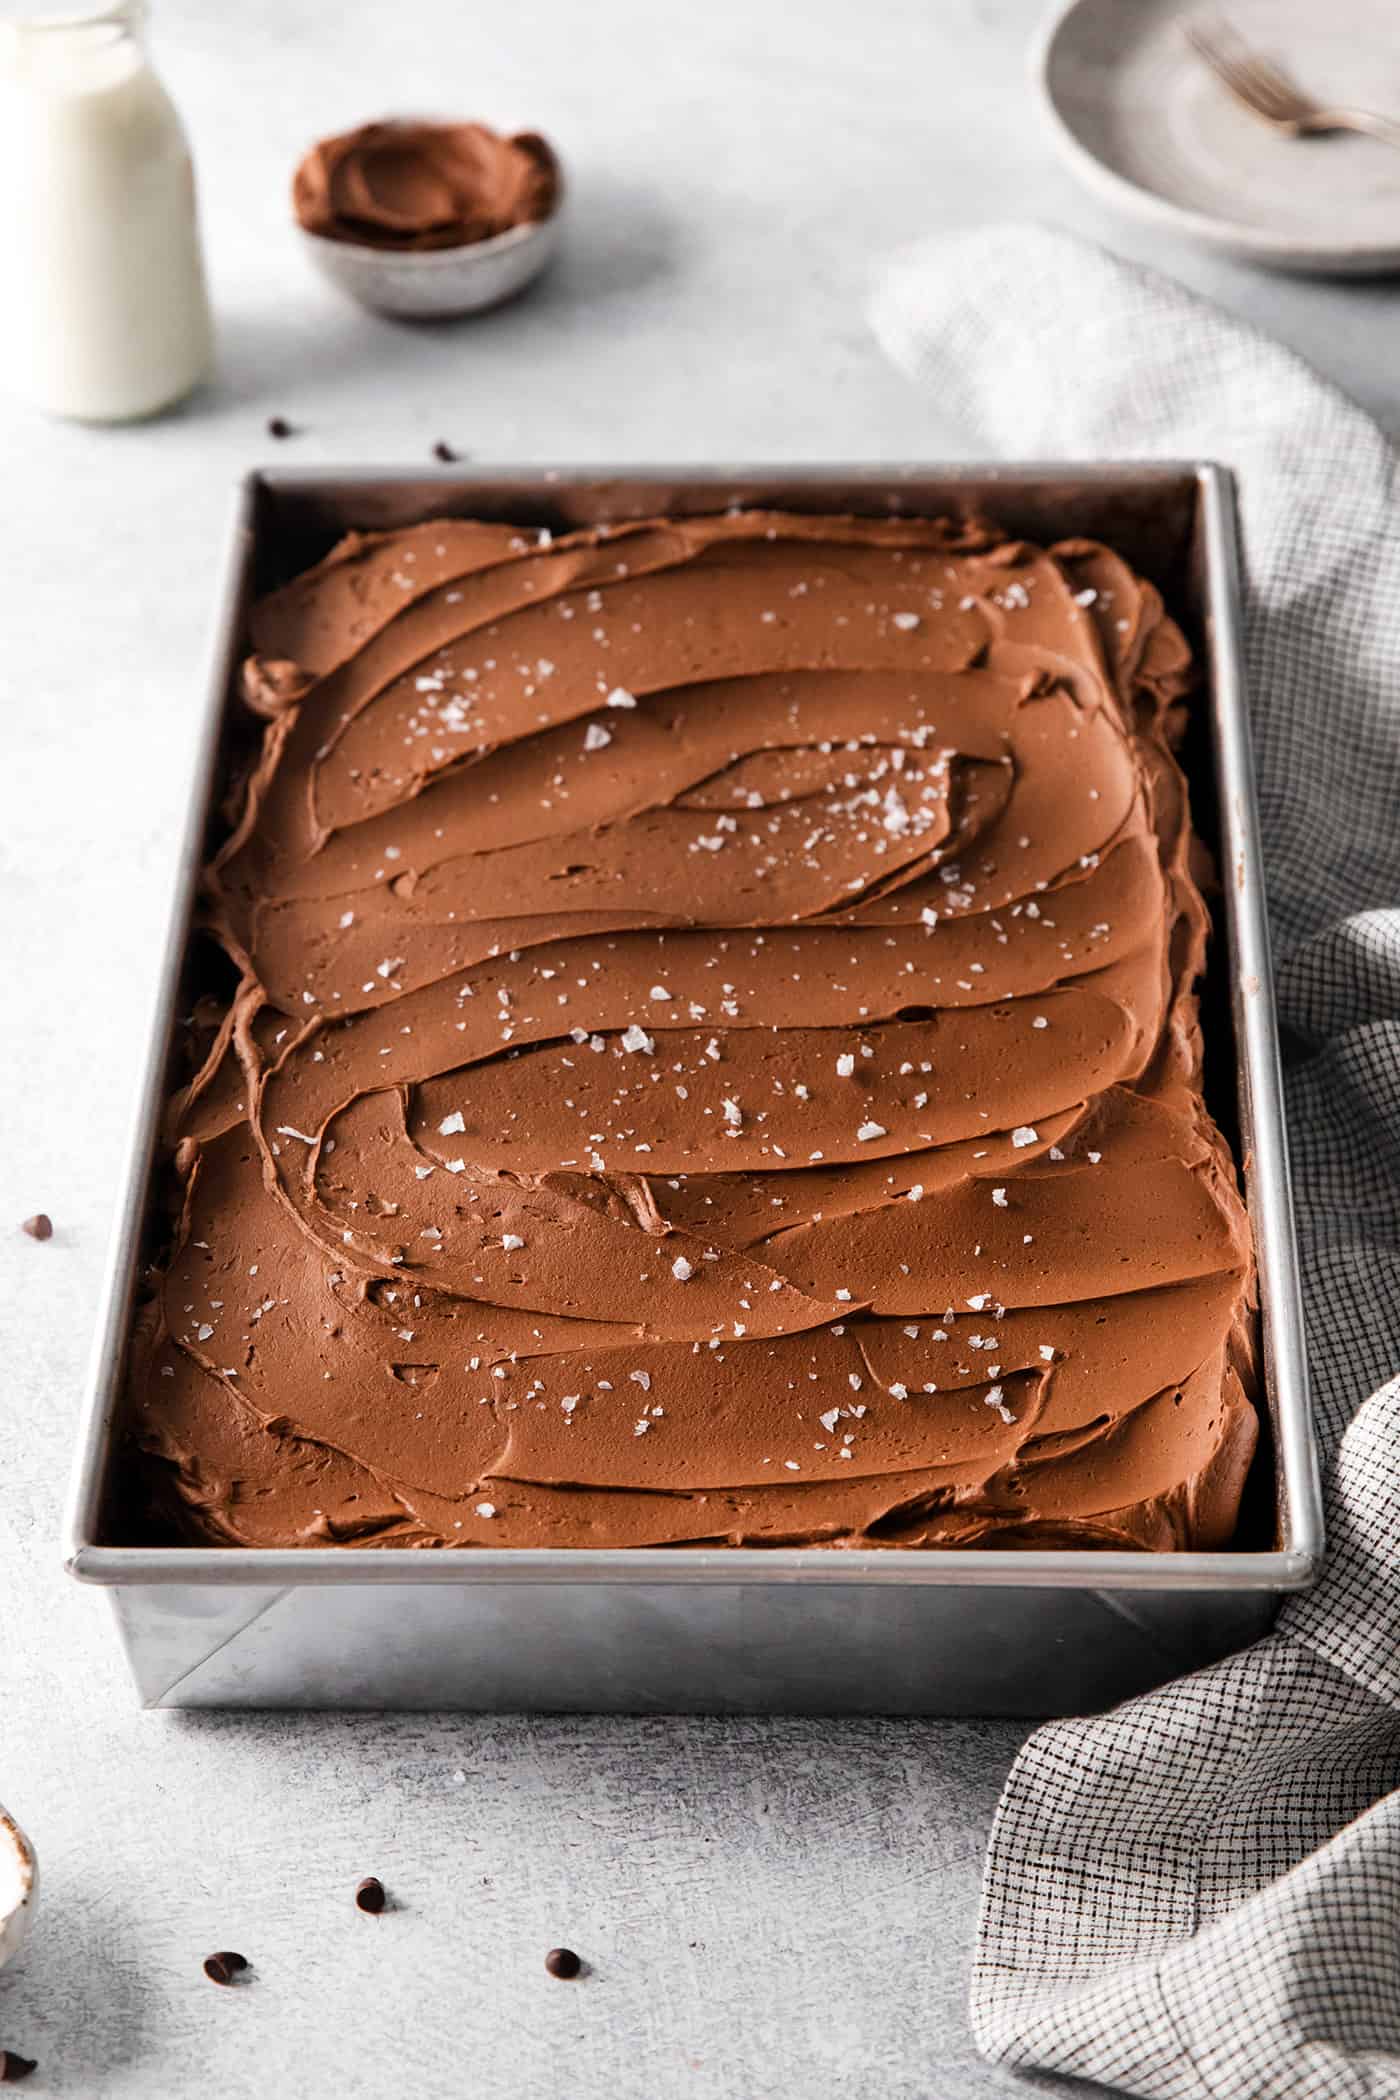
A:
[{"xmin": 0, "ymin": 1, "xmax": 213, "ymax": 420}]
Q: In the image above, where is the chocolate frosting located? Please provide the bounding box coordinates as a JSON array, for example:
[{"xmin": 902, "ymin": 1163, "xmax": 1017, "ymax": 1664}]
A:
[
  {"xmin": 120, "ymin": 510, "xmax": 1258, "ymax": 1552},
  {"xmin": 292, "ymin": 120, "xmax": 559, "ymax": 250}
]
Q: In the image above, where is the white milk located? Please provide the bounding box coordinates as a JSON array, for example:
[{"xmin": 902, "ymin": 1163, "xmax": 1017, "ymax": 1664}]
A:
[{"xmin": 0, "ymin": 1, "xmax": 213, "ymax": 420}]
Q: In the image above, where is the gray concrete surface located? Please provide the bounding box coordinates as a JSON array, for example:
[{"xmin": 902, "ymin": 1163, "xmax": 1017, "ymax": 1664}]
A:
[{"xmin": 5, "ymin": 1, "xmax": 1399, "ymax": 2092}]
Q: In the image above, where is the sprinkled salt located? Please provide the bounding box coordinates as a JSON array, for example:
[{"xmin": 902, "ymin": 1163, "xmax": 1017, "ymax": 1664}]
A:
[
  {"xmin": 501, "ymin": 1234, "xmax": 524, "ymax": 1252},
  {"xmin": 621, "ymin": 1023, "xmax": 654, "ymax": 1054},
  {"xmin": 836, "ymin": 1052, "xmax": 856, "ymax": 1077},
  {"xmin": 1011, "ymin": 1126, "xmax": 1038, "ymax": 1148},
  {"xmin": 671, "ymin": 1255, "xmax": 694, "ymax": 1282},
  {"xmin": 475, "ymin": 1502, "xmax": 497, "ymax": 1518},
  {"xmin": 439, "ymin": 1111, "xmax": 466, "ymax": 1135},
  {"xmin": 583, "ymin": 722, "xmax": 612, "ymax": 752},
  {"xmin": 856, "ymin": 1121, "xmax": 886, "ymax": 1142},
  {"xmin": 991, "ymin": 1187, "xmax": 1008, "ymax": 1208}
]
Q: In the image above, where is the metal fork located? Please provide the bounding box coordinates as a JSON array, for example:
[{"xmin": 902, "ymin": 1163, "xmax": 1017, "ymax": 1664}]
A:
[{"xmin": 1186, "ymin": 17, "xmax": 1400, "ymax": 150}]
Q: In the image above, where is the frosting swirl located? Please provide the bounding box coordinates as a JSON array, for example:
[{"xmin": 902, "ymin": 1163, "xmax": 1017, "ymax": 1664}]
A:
[
  {"xmin": 119, "ymin": 511, "xmax": 1257, "ymax": 1552},
  {"xmin": 292, "ymin": 120, "xmax": 559, "ymax": 250}
]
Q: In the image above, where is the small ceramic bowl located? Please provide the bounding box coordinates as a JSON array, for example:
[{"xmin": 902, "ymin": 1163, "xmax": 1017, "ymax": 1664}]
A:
[
  {"xmin": 298, "ymin": 206, "xmax": 563, "ymax": 320},
  {"xmin": 0, "ymin": 1810, "xmax": 37, "ymax": 1971}
]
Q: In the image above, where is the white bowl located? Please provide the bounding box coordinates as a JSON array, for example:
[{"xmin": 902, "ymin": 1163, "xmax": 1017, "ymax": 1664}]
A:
[
  {"xmin": 0, "ymin": 1810, "xmax": 36, "ymax": 1971},
  {"xmin": 298, "ymin": 208, "xmax": 563, "ymax": 319}
]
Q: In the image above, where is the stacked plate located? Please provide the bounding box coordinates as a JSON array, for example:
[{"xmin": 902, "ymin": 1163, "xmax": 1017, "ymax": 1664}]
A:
[{"xmin": 1037, "ymin": 0, "xmax": 1400, "ymax": 273}]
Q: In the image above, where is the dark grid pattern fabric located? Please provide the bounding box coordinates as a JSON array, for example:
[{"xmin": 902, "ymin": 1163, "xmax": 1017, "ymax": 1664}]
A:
[{"xmin": 871, "ymin": 226, "xmax": 1400, "ymax": 2099}]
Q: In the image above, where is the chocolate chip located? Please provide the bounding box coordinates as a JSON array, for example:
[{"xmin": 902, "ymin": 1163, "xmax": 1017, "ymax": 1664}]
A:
[
  {"xmin": 203, "ymin": 1950, "xmax": 249, "ymax": 1985},
  {"xmin": 432, "ymin": 440, "xmax": 459, "ymax": 462},
  {"xmin": 544, "ymin": 1946, "xmax": 581, "ymax": 1979},
  {"xmin": 354, "ymin": 1876, "xmax": 386, "ymax": 1914},
  {"xmin": 20, "ymin": 1216, "xmax": 51, "ymax": 1241},
  {"xmin": 0, "ymin": 2052, "xmax": 36, "ymax": 2083},
  {"xmin": 266, "ymin": 417, "xmax": 296, "ymax": 440}
]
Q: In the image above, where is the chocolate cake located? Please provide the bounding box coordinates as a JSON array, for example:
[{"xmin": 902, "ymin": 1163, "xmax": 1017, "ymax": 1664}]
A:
[{"xmin": 122, "ymin": 510, "xmax": 1258, "ymax": 1550}]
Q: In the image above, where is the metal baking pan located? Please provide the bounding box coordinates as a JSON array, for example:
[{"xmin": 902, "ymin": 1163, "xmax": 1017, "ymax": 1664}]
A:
[{"xmin": 63, "ymin": 463, "xmax": 1322, "ymax": 1713}]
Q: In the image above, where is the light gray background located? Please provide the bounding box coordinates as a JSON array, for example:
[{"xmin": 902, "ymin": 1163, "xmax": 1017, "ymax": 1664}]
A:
[{"xmin": 4, "ymin": 2, "xmax": 1398, "ymax": 2095}]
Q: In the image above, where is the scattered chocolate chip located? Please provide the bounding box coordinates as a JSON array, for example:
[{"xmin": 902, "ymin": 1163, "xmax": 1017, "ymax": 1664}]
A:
[
  {"xmin": 266, "ymin": 416, "xmax": 296, "ymax": 440},
  {"xmin": 0, "ymin": 2052, "xmax": 36, "ymax": 2083},
  {"xmin": 544, "ymin": 1946, "xmax": 581, "ymax": 1979},
  {"xmin": 431, "ymin": 440, "xmax": 459, "ymax": 462},
  {"xmin": 203, "ymin": 1951, "xmax": 249, "ymax": 1986},
  {"xmin": 20, "ymin": 1216, "xmax": 52, "ymax": 1242},
  {"xmin": 354, "ymin": 1876, "xmax": 386, "ymax": 1914}
]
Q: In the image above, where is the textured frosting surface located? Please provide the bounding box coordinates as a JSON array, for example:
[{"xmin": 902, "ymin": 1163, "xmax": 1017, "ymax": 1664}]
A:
[
  {"xmin": 292, "ymin": 120, "xmax": 559, "ymax": 250},
  {"xmin": 120, "ymin": 510, "xmax": 1258, "ymax": 1551}
]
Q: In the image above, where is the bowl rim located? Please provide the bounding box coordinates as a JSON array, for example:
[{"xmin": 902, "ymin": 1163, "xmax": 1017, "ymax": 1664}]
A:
[
  {"xmin": 295, "ymin": 201, "xmax": 563, "ymax": 271},
  {"xmin": 0, "ymin": 1811, "xmax": 35, "ymax": 1909}
]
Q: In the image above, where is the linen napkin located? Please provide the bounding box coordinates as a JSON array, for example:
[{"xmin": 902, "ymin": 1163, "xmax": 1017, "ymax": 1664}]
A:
[{"xmin": 871, "ymin": 226, "xmax": 1400, "ymax": 2100}]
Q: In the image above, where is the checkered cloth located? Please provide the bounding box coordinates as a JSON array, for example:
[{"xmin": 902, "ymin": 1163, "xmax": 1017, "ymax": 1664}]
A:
[{"xmin": 871, "ymin": 227, "xmax": 1400, "ymax": 2100}]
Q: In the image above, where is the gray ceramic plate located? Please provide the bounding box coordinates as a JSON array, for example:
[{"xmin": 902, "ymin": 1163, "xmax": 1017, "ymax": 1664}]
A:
[{"xmin": 1037, "ymin": 0, "xmax": 1400, "ymax": 274}]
